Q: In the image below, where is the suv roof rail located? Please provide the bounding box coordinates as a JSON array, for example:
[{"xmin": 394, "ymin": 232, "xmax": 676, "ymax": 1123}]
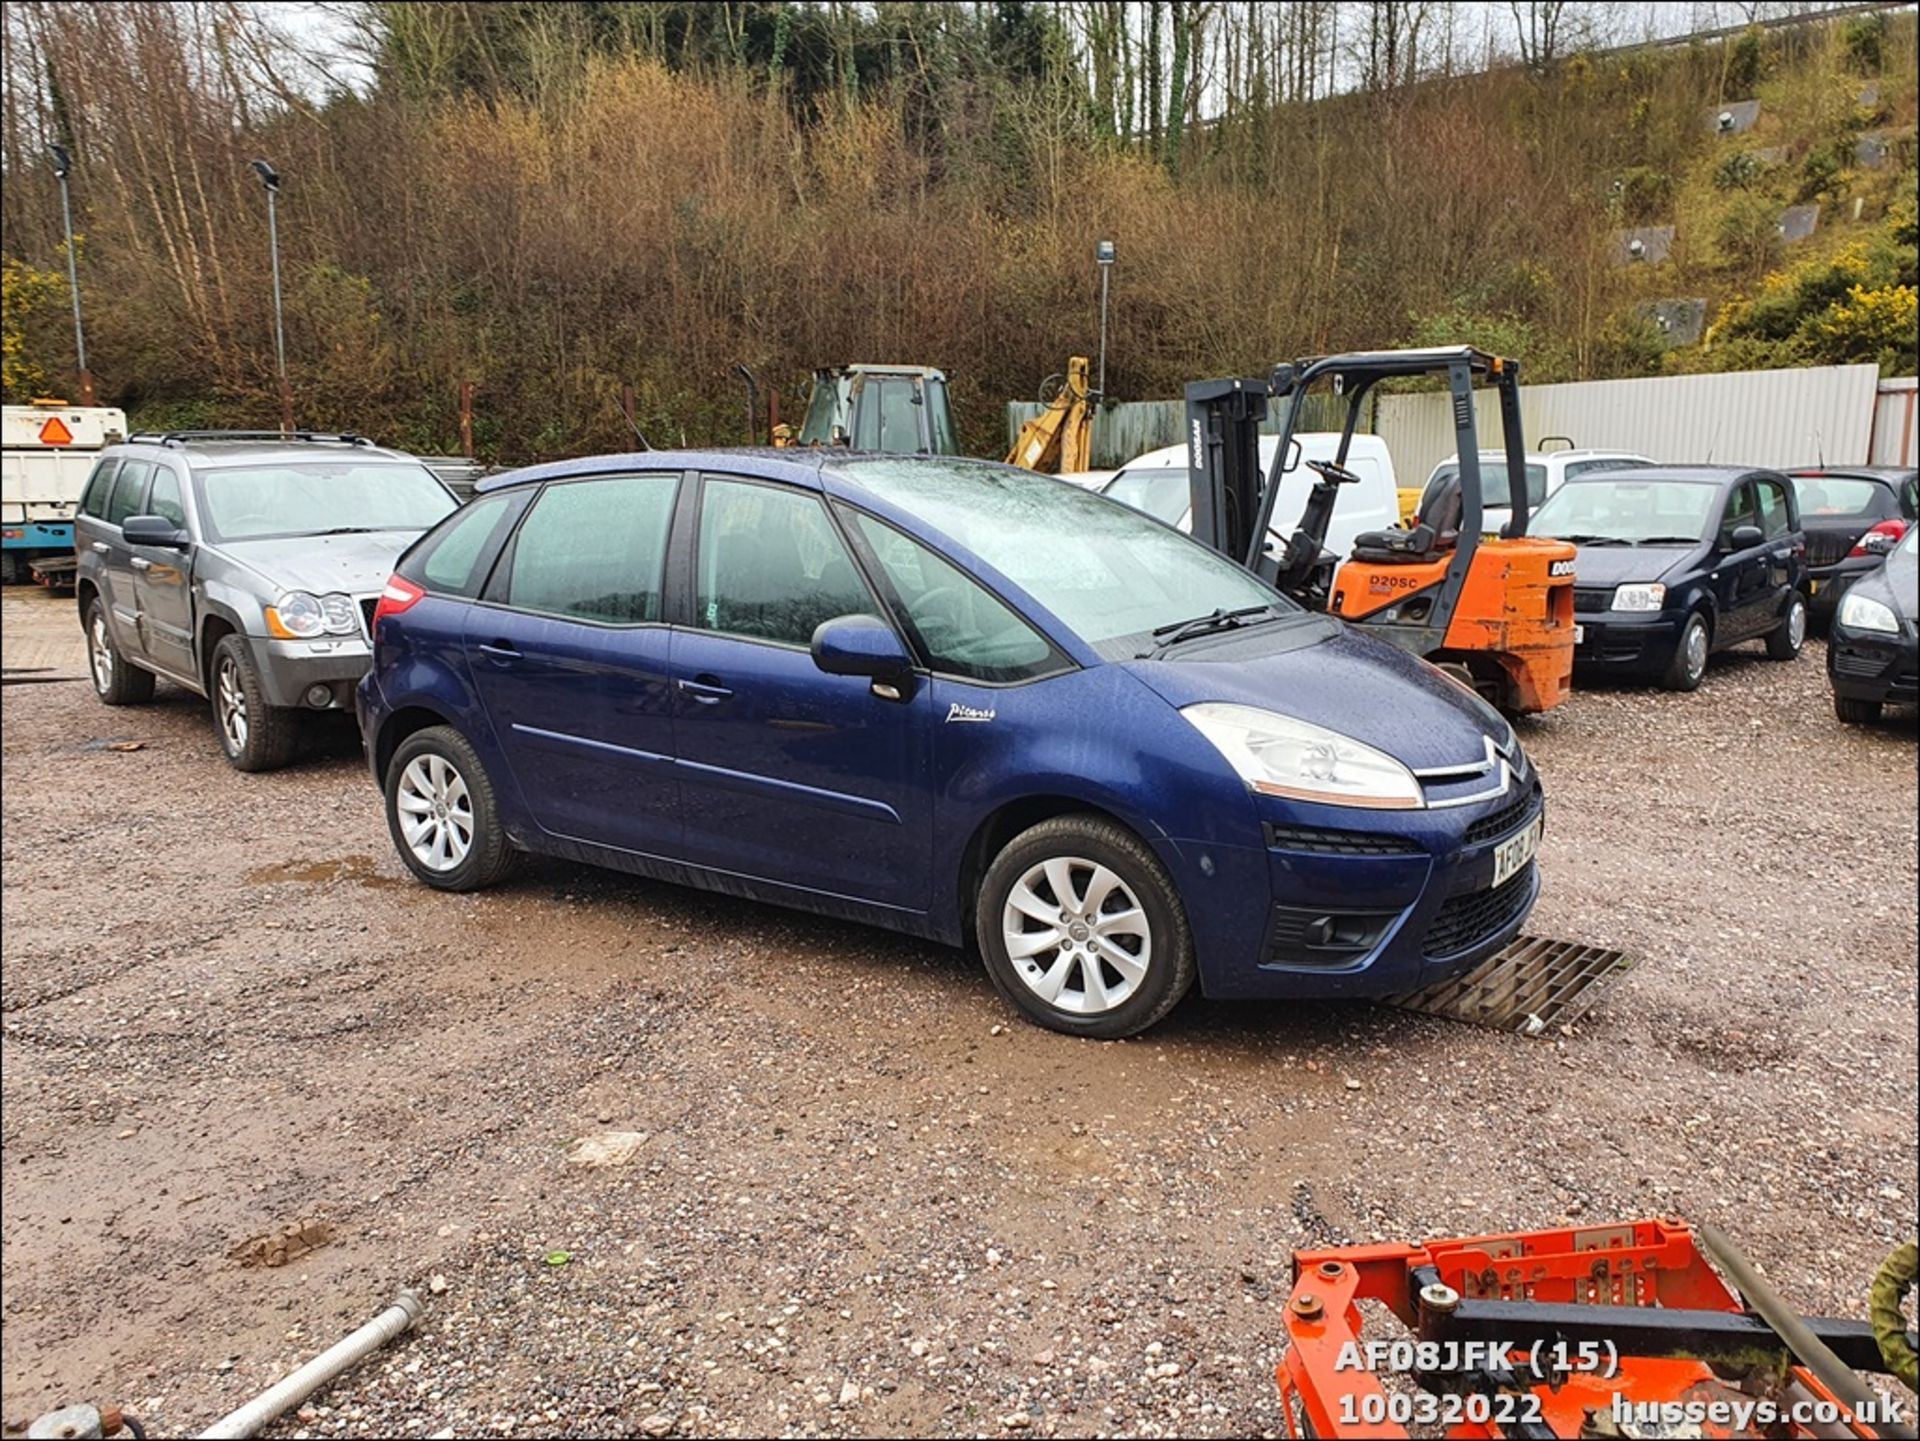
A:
[{"xmin": 124, "ymin": 429, "xmax": 376, "ymax": 448}]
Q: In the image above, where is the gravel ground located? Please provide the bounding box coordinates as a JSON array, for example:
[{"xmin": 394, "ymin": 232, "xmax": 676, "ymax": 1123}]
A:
[{"xmin": 2, "ymin": 583, "xmax": 1915, "ymax": 1439}]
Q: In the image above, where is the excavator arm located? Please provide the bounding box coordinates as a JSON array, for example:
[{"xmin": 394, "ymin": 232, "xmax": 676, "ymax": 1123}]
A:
[{"xmin": 1005, "ymin": 357, "xmax": 1094, "ymax": 474}]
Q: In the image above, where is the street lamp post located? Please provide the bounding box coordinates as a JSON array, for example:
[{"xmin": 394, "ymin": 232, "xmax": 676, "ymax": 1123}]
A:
[
  {"xmin": 1095, "ymin": 239, "xmax": 1115, "ymax": 406},
  {"xmin": 48, "ymin": 144, "xmax": 94, "ymax": 406},
  {"xmin": 251, "ymin": 159, "xmax": 292, "ymax": 434}
]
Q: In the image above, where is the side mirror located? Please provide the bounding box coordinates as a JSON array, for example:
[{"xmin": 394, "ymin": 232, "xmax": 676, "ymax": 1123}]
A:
[
  {"xmin": 811, "ymin": 614, "xmax": 915, "ymax": 697},
  {"xmin": 1728, "ymin": 523, "xmax": 1764, "ymax": 551},
  {"xmin": 123, "ymin": 514, "xmax": 190, "ymax": 548}
]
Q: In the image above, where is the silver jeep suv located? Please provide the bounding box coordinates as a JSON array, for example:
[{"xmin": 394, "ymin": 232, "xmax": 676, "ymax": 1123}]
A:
[{"xmin": 74, "ymin": 430, "xmax": 458, "ymax": 771}]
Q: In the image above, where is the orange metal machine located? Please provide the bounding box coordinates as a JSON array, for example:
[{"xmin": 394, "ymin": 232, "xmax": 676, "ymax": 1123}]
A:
[
  {"xmin": 1184, "ymin": 348, "xmax": 1576, "ymax": 714},
  {"xmin": 1274, "ymin": 1219, "xmax": 1916, "ymax": 1440}
]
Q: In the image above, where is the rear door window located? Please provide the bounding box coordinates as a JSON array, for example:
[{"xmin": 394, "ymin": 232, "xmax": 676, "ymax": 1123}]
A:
[
  {"xmin": 106, "ymin": 460, "xmax": 154, "ymax": 527},
  {"xmin": 695, "ymin": 478, "xmax": 871, "ymax": 645},
  {"xmin": 502, "ymin": 475, "xmax": 679, "ymax": 624},
  {"xmin": 79, "ymin": 460, "xmax": 120, "ymax": 518},
  {"xmin": 1755, "ymin": 476, "xmax": 1793, "ymax": 538}
]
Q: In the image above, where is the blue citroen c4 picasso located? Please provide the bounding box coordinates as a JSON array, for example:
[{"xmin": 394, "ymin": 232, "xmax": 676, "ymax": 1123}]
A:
[{"xmin": 356, "ymin": 452, "xmax": 1543, "ymax": 1037}]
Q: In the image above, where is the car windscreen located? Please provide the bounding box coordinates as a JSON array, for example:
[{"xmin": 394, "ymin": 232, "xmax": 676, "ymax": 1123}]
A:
[
  {"xmin": 838, "ymin": 459, "xmax": 1301, "ymax": 657},
  {"xmin": 1101, "ymin": 467, "xmax": 1190, "ymax": 524},
  {"xmin": 196, "ymin": 462, "xmax": 457, "ymax": 542},
  {"xmin": 1790, "ymin": 475, "xmax": 1887, "ymax": 519},
  {"xmin": 1529, "ymin": 477, "xmax": 1718, "ymax": 544},
  {"xmin": 1424, "ymin": 459, "xmax": 1547, "ymax": 511}
]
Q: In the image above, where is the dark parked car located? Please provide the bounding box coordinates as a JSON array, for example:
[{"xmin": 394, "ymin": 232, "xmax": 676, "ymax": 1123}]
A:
[
  {"xmin": 1786, "ymin": 466, "xmax": 1917, "ymax": 625},
  {"xmin": 1828, "ymin": 523, "xmax": 1918, "ymax": 724},
  {"xmin": 358, "ymin": 451, "xmax": 1545, "ymax": 1038},
  {"xmin": 1528, "ymin": 466, "xmax": 1808, "ymax": 691},
  {"xmin": 75, "ymin": 431, "xmax": 459, "ymax": 770}
]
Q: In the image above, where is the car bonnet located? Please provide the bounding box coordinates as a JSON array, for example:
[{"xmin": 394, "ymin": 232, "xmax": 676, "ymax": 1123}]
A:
[
  {"xmin": 217, "ymin": 530, "xmax": 431, "ymax": 597},
  {"xmin": 1121, "ymin": 621, "xmax": 1512, "ymax": 772}
]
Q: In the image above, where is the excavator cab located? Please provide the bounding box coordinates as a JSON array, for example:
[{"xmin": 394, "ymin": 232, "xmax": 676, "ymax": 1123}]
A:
[
  {"xmin": 777, "ymin": 365, "xmax": 960, "ymax": 455},
  {"xmin": 1184, "ymin": 346, "xmax": 1577, "ymax": 714}
]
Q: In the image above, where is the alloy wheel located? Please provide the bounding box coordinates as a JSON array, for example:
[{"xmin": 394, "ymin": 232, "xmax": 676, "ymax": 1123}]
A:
[
  {"xmin": 216, "ymin": 655, "xmax": 249, "ymax": 753},
  {"xmin": 89, "ymin": 614, "xmax": 113, "ymax": 694},
  {"xmin": 395, "ymin": 752, "xmax": 474, "ymax": 872},
  {"xmin": 1001, "ymin": 855, "xmax": 1152, "ymax": 1015}
]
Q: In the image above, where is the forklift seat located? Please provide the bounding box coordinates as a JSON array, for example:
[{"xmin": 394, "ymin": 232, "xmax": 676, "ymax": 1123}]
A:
[{"xmin": 1349, "ymin": 473, "xmax": 1463, "ymax": 565}]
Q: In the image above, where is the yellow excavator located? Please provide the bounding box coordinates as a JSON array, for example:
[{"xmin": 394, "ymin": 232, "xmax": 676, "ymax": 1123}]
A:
[{"xmin": 1004, "ymin": 356, "xmax": 1095, "ymax": 474}]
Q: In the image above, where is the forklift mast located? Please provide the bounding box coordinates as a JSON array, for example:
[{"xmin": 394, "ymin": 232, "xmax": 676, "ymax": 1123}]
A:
[{"xmin": 1184, "ymin": 348, "xmax": 1531, "ymax": 617}]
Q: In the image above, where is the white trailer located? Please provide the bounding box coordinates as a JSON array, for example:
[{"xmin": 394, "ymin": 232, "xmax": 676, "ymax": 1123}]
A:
[{"xmin": 2, "ymin": 400, "xmax": 127, "ymax": 583}]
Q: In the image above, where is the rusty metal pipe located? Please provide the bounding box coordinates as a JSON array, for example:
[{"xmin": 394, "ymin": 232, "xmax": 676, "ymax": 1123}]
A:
[
  {"xmin": 196, "ymin": 1290, "xmax": 422, "ymax": 1440},
  {"xmin": 1699, "ymin": 1224, "xmax": 1890, "ymax": 1434}
]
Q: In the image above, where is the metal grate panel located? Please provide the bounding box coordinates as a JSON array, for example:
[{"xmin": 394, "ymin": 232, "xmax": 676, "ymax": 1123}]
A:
[{"xmin": 1385, "ymin": 934, "xmax": 1636, "ymax": 1035}]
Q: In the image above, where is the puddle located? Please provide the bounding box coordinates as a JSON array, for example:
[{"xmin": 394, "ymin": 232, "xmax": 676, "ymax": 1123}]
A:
[{"xmin": 244, "ymin": 854, "xmax": 405, "ymax": 889}]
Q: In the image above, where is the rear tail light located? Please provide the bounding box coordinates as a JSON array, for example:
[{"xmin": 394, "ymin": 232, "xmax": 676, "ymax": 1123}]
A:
[
  {"xmin": 370, "ymin": 574, "xmax": 425, "ymax": 631},
  {"xmin": 1848, "ymin": 519, "xmax": 1909, "ymax": 557}
]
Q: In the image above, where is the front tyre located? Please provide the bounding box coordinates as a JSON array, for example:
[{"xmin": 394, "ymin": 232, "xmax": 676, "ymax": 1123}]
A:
[
  {"xmin": 210, "ymin": 634, "xmax": 298, "ymax": 772},
  {"xmin": 86, "ymin": 598, "xmax": 156, "ymax": 706},
  {"xmin": 1660, "ymin": 612, "xmax": 1711, "ymax": 692},
  {"xmin": 1766, "ymin": 593, "xmax": 1807, "ymax": 660},
  {"xmin": 1834, "ymin": 694, "xmax": 1883, "ymax": 725},
  {"xmin": 976, "ymin": 814, "xmax": 1195, "ymax": 1039},
  {"xmin": 385, "ymin": 725, "xmax": 519, "ymax": 892}
]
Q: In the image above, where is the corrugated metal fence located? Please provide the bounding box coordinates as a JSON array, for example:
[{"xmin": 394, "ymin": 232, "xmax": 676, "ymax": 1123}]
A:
[
  {"xmin": 1371, "ymin": 363, "xmax": 1885, "ymax": 479},
  {"xmin": 1010, "ymin": 363, "xmax": 1913, "ymax": 480},
  {"xmin": 1005, "ymin": 392, "xmax": 1364, "ymax": 471}
]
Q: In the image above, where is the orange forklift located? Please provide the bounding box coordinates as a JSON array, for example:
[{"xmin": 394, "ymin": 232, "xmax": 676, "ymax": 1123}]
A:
[{"xmin": 1184, "ymin": 347, "xmax": 1576, "ymax": 714}]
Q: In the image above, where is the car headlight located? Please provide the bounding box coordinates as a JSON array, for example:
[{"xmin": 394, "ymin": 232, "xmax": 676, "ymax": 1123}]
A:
[
  {"xmin": 1838, "ymin": 591, "xmax": 1899, "ymax": 634},
  {"xmin": 1611, "ymin": 583, "xmax": 1666, "ymax": 612},
  {"xmin": 1182, "ymin": 702, "xmax": 1424, "ymax": 810},
  {"xmin": 266, "ymin": 590, "xmax": 358, "ymax": 639}
]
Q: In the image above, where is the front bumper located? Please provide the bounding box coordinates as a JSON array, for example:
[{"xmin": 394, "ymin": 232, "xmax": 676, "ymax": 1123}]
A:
[
  {"xmin": 1, "ymin": 521, "xmax": 74, "ymax": 551},
  {"xmin": 1182, "ymin": 778, "xmax": 1546, "ymax": 1001},
  {"xmin": 1571, "ymin": 609, "xmax": 1678, "ymax": 671},
  {"xmin": 254, "ymin": 634, "xmax": 374, "ymax": 709},
  {"xmin": 1828, "ymin": 624, "xmax": 1919, "ymax": 706}
]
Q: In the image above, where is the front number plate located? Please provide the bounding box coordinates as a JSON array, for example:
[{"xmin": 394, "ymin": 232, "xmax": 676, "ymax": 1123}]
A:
[
  {"xmin": 1573, "ymin": 624, "xmax": 1585, "ymax": 644},
  {"xmin": 1492, "ymin": 816, "xmax": 1543, "ymax": 888}
]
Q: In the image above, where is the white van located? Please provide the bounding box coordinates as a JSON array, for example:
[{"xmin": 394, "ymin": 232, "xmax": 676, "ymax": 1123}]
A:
[
  {"xmin": 1420, "ymin": 449, "xmax": 1655, "ymax": 537},
  {"xmin": 1099, "ymin": 432, "xmax": 1400, "ymax": 559}
]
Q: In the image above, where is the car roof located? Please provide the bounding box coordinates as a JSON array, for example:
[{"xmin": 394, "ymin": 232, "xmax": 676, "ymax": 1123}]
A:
[
  {"xmin": 474, "ymin": 447, "xmax": 831, "ymax": 494},
  {"xmin": 1555, "ymin": 464, "xmax": 1769, "ymax": 486}
]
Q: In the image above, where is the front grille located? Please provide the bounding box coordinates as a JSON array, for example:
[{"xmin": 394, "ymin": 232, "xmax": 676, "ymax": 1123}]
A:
[
  {"xmin": 360, "ymin": 597, "xmax": 379, "ymax": 641},
  {"xmin": 1264, "ymin": 823, "xmax": 1421, "ymax": 856},
  {"xmin": 1573, "ymin": 587, "xmax": 1613, "ymax": 613},
  {"xmin": 1463, "ymin": 782, "xmax": 1542, "ymax": 847},
  {"xmin": 1423, "ymin": 865, "xmax": 1535, "ymax": 959},
  {"xmin": 1804, "ymin": 529, "xmax": 1860, "ymax": 568}
]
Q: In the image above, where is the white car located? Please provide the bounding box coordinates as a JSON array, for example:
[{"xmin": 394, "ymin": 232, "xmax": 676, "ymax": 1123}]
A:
[
  {"xmin": 1100, "ymin": 433, "xmax": 1401, "ymax": 560},
  {"xmin": 1421, "ymin": 449, "xmax": 1655, "ymax": 536}
]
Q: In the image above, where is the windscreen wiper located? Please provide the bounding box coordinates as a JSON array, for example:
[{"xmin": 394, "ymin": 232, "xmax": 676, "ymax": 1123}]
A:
[
  {"xmin": 1139, "ymin": 605, "xmax": 1276, "ymax": 658},
  {"xmin": 1556, "ymin": 534, "xmax": 1631, "ymax": 546},
  {"xmin": 309, "ymin": 526, "xmax": 386, "ymax": 535},
  {"xmin": 1634, "ymin": 536, "xmax": 1700, "ymax": 546}
]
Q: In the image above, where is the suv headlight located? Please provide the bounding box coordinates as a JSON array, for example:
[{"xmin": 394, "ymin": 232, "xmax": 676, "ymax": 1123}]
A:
[
  {"xmin": 266, "ymin": 590, "xmax": 359, "ymax": 638},
  {"xmin": 1838, "ymin": 591, "xmax": 1898, "ymax": 634},
  {"xmin": 1182, "ymin": 702, "xmax": 1423, "ymax": 810},
  {"xmin": 1611, "ymin": 583, "xmax": 1666, "ymax": 612}
]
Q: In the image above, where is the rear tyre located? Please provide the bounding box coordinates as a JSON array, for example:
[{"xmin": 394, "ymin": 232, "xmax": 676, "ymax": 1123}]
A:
[
  {"xmin": 976, "ymin": 814, "xmax": 1195, "ymax": 1039},
  {"xmin": 1834, "ymin": 694, "xmax": 1883, "ymax": 725},
  {"xmin": 1660, "ymin": 612, "xmax": 1711, "ymax": 692},
  {"xmin": 385, "ymin": 725, "xmax": 519, "ymax": 892},
  {"xmin": 210, "ymin": 634, "xmax": 299, "ymax": 772},
  {"xmin": 86, "ymin": 599, "xmax": 156, "ymax": 706},
  {"xmin": 1766, "ymin": 594, "xmax": 1807, "ymax": 661}
]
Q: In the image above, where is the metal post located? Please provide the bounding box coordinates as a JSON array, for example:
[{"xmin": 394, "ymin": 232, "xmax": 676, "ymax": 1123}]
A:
[
  {"xmin": 458, "ymin": 380, "xmax": 475, "ymax": 458},
  {"xmin": 1095, "ymin": 240, "xmax": 1115, "ymax": 403},
  {"xmin": 266, "ymin": 187, "xmax": 290, "ymax": 433},
  {"xmin": 50, "ymin": 146, "xmax": 94, "ymax": 405}
]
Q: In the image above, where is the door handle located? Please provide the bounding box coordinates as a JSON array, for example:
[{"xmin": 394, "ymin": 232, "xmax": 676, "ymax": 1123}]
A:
[
  {"xmin": 476, "ymin": 641, "xmax": 522, "ymax": 662},
  {"xmin": 678, "ymin": 675, "xmax": 733, "ymax": 704},
  {"xmin": 130, "ymin": 557, "xmax": 152, "ymax": 571},
  {"xmin": 91, "ymin": 542, "xmax": 109, "ymax": 554}
]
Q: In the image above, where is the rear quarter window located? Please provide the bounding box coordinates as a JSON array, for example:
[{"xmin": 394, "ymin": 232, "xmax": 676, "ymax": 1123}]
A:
[{"xmin": 398, "ymin": 489, "xmax": 528, "ymax": 599}]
